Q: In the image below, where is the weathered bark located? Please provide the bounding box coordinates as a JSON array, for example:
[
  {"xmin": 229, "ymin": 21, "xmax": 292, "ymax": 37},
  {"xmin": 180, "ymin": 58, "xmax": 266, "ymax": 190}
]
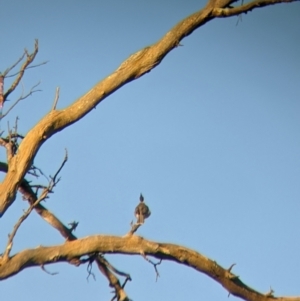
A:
[
  {"xmin": 0, "ymin": 235, "xmax": 299, "ymax": 301},
  {"xmin": 0, "ymin": 0, "xmax": 297, "ymax": 216},
  {"xmin": 0, "ymin": 0, "xmax": 299, "ymax": 300}
]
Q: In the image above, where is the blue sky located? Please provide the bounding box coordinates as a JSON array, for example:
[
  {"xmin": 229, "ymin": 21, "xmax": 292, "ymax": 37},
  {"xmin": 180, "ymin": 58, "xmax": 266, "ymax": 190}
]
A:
[{"xmin": 1, "ymin": 0, "xmax": 300, "ymax": 300}]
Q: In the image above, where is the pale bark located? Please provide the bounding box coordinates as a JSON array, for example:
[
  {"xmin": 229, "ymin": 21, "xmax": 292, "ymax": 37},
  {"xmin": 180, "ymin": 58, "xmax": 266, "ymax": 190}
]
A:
[
  {"xmin": 0, "ymin": 235, "xmax": 299, "ymax": 301},
  {"xmin": 0, "ymin": 0, "xmax": 299, "ymax": 300}
]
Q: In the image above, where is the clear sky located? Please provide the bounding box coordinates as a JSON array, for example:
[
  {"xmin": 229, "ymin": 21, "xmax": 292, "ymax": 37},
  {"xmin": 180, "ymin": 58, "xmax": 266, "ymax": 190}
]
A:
[{"xmin": 1, "ymin": 0, "xmax": 300, "ymax": 300}]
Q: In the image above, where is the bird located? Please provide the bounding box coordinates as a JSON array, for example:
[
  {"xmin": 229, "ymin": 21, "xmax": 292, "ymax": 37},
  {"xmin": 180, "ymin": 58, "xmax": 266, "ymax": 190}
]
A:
[{"xmin": 134, "ymin": 193, "xmax": 151, "ymax": 224}]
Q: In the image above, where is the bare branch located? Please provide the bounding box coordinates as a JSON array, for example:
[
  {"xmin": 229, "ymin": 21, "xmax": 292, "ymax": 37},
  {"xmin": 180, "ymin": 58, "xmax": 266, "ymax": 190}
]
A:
[
  {"xmin": 19, "ymin": 184, "xmax": 77, "ymax": 241},
  {"xmin": 126, "ymin": 221, "xmax": 142, "ymax": 236},
  {"xmin": 2, "ymin": 151, "xmax": 68, "ymax": 259},
  {"xmin": 140, "ymin": 251, "xmax": 162, "ymax": 281},
  {"xmin": 0, "ymin": 0, "xmax": 298, "ymax": 217},
  {"xmin": 4, "ymin": 61, "xmax": 48, "ymax": 79},
  {"xmin": 0, "ymin": 161, "xmax": 76, "ymax": 241},
  {"xmin": 0, "ymin": 6, "xmax": 215, "ymax": 216},
  {"xmin": 1, "ymin": 81, "xmax": 41, "ymax": 120},
  {"xmin": 3, "ymin": 187, "xmax": 51, "ymax": 259},
  {"xmin": 2, "ymin": 52, "xmax": 26, "ymax": 77},
  {"xmin": 4, "ymin": 61, "xmax": 48, "ymax": 78},
  {"xmin": 96, "ymin": 255, "xmax": 129, "ymax": 301},
  {"xmin": 212, "ymin": 0, "xmax": 296, "ymax": 17},
  {"xmin": 51, "ymin": 149, "xmax": 68, "ymax": 184},
  {"xmin": 0, "ymin": 235, "xmax": 299, "ymax": 301},
  {"xmin": 3, "ymin": 40, "xmax": 39, "ymax": 101}
]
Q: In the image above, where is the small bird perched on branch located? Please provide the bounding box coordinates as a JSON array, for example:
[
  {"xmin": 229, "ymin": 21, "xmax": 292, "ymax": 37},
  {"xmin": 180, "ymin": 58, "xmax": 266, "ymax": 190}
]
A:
[{"xmin": 135, "ymin": 193, "xmax": 151, "ymax": 224}]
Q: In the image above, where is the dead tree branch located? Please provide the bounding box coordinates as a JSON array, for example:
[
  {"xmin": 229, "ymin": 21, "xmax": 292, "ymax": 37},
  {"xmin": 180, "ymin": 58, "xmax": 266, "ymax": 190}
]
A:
[
  {"xmin": 0, "ymin": 0, "xmax": 297, "ymax": 216},
  {"xmin": 212, "ymin": 0, "xmax": 296, "ymax": 17},
  {"xmin": 2, "ymin": 151, "xmax": 68, "ymax": 259},
  {"xmin": 0, "ymin": 235, "xmax": 299, "ymax": 301},
  {"xmin": 0, "ymin": 161, "xmax": 76, "ymax": 240},
  {"xmin": 3, "ymin": 40, "xmax": 39, "ymax": 101}
]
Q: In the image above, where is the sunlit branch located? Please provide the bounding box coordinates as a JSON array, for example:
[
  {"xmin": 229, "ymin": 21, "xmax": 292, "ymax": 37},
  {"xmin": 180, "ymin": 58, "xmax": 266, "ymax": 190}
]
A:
[{"xmin": 212, "ymin": 0, "xmax": 296, "ymax": 17}]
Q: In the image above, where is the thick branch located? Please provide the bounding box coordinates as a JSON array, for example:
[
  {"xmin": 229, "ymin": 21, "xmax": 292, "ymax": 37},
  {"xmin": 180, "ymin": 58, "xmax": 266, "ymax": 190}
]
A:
[
  {"xmin": 0, "ymin": 5, "xmax": 213, "ymax": 216},
  {"xmin": 0, "ymin": 235, "xmax": 299, "ymax": 301},
  {"xmin": 0, "ymin": 0, "xmax": 298, "ymax": 216}
]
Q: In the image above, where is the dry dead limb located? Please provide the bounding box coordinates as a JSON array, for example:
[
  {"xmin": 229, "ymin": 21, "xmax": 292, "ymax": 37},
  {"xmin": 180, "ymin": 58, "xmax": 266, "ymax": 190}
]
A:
[
  {"xmin": 2, "ymin": 159, "xmax": 130, "ymax": 299},
  {"xmin": 140, "ymin": 251, "xmax": 162, "ymax": 281}
]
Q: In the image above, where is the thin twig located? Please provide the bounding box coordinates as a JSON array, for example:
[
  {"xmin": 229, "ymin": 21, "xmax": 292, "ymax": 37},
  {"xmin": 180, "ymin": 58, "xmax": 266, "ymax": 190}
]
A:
[
  {"xmin": 50, "ymin": 149, "xmax": 68, "ymax": 183},
  {"xmin": 5, "ymin": 61, "xmax": 48, "ymax": 78},
  {"xmin": 140, "ymin": 252, "xmax": 162, "ymax": 281},
  {"xmin": 3, "ymin": 40, "xmax": 39, "ymax": 100},
  {"xmin": 52, "ymin": 87, "xmax": 60, "ymax": 110},
  {"xmin": 86, "ymin": 254, "xmax": 98, "ymax": 281},
  {"xmin": 2, "ymin": 52, "xmax": 26, "ymax": 77},
  {"xmin": 3, "ymin": 188, "xmax": 51, "ymax": 259},
  {"xmin": 2, "ymin": 150, "xmax": 68, "ymax": 259},
  {"xmin": 27, "ymin": 164, "xmax": 50, "ymax": 181},
  {"xmin": 41, "ymin": 264, "xmax": 59, "ymax": 276},
  {"xmin": 1, "ymin": 81, "xmax": 41, "ymax": 119}
]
